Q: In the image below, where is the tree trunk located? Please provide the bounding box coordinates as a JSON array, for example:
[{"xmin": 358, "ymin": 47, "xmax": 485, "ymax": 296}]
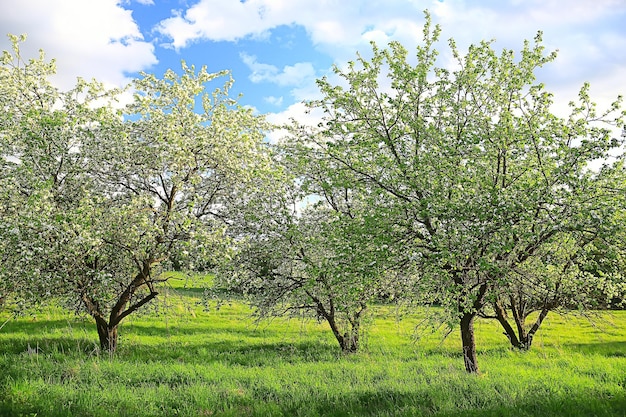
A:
[
  {"xmin": 494, "ymin": 302, "xmax": 523, "ymax": 349},
  {"xmin": 338, "ymin": 328, "xmax": 359, "ymax": 353},
  {"xmin": 96, "ymin": 319, "xmax": 119, "ymax": 352},
  {"xmin": 520, "ymin": 306, "xmax": 550, "ymax": 349},
  {"xmin": 460, "ymin": 312, "xmax": 479, "ymax": 373},
  {"xmin": 328, "ymin": 317, "xmax": 360, "ymax": 353},
  {"xmin": 311, "ymin": 296, "xmax": 361, "ymax": 354},
  {"xmin": 456, "ymin": 280, "xmax": 488, "ymax": 374},
  {"xmin": 81, "ymin": 261, "xmax": 159, "ymax": 354},
  {"xmin": 495, "ymin": 301, "xmax": 551, "ymax": 350},
  {"xmin": 509, "ymin": 296, "xmax": 527, "ymax": 342}
]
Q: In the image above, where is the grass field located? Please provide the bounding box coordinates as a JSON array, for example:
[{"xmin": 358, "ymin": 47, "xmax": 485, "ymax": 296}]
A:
[{"xmin": 1, "ymin": 280, "xmax": 625, "ymax": 417}]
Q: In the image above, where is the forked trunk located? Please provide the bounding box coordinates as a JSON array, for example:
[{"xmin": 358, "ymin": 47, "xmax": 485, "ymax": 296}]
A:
[
  {"xmin": 312, "ymin": 296, "xmax": 363, "ymax": 354},
  {"xmin": 494, "ymin": 302, "xmax": 524, "ymax": 349},
  {"xmin": 495, "ymin": 301, "xmax": 551, "ymax": 350},
  {"xmin": 82, "ymin": 261, "xmax": 159, "ymax": 353},
  {"xmin": 328, "ymin": 316, "xmax": 360, "ymax": 353},
  {"xmin": 521, "ymin": 306, "xmax": 550, "ymax": 349},
  {"xmin": 96, "ymin": 319, "xmax": 119, "ymax": 352},
  {"xmin": 338, "ymin": 329, "xmax": 359, "ymax": 353},
  {"xmin": 460, "ymin": 312, "xmax": 479, "ymax": 373}
]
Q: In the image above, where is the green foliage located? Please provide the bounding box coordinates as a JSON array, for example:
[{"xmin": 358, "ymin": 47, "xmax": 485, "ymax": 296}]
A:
[
  {"xmin": 0, "ymin": 34, "xmax": 122, "ymax": 314},
  {"xmin": 289, "ymin": 11, "xmax": 626, "ymax": 371},
  {"xmin": 216, "ymin": 136, "xmax": 409, "ymax": 352},
  {"xmin": 0, "ymin": 35, "xmax": 270, "ymax": 351}
]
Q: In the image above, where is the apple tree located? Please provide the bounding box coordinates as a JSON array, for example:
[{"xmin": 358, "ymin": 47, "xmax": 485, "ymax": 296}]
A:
[
  {"xmin": 0, "ymin": 35, "xmax": 270, "ymax": 351},
  {"xmin": 291, "ymin": 14, "xmax": 625, "ymax": 372},
  {"xmin": 216, "ymin": 141, "xmax": 403, "ymax": 353}
]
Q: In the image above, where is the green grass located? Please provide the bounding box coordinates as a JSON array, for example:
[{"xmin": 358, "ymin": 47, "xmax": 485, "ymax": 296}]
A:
[{"xmin": 1, "ymin": 285, "xmax": 625, "ymax": 417}]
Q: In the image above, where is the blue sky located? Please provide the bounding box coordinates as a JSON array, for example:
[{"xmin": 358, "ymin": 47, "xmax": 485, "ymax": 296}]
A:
[{"xmin": 1, "ymin": 0, "xmax": 625, "ymax": 126}]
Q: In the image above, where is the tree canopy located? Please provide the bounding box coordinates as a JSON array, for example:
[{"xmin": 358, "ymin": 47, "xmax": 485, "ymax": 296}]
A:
[
  {"xmin": 287, "ymin": 14, "xmax": 625, "ymax": 372},
  {"xmin": 0, "ymin": 35, "xmax": 271, "ymax": 351}
]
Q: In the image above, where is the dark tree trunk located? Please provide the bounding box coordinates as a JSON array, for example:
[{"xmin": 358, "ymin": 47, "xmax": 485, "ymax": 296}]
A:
[
  {"xmin": 327, "ymin": 315, "xmax": 360, "ymax": 354},
  {"xmin": 96, "ymin": 319, "xmax": 119, "ymax": 352},
  {"xmin": 494, "ymin": 302, "xmax": 523, "ymax": 349},
  {"xmin": 521, "ymin": 306, "xmax": 550, "ymax": 349},
  {"xmin": 338, "ymin": 331, "xmax": 359, "ymax": 353},
  {"xmin": 92, "ymin": 293, "xmax": 159, "ymax": 353},
  {"xmin": 313, "ymin": 299, "xmax": 362, "ymax": 353},
  {"xmin": 509, "ymin": 296, "xmax": 527, "ymax": 342},
  {"xmin": 455, "ymin": 279, "xmax": 489, "ymax": 374},
  {"xmin": 494, "ymin": 301, "xmax": 551, "ymax": 350},
  {"xmin": 338, "ymin": 316, "xmax": 361, "ymax": 354},
  {"xmin": 82, "ymin": 260, "xmax": 158, "ymax": 353},
  {"xmin": 460, "ymin": 312, "xmax": 479, "ymax": 373}
]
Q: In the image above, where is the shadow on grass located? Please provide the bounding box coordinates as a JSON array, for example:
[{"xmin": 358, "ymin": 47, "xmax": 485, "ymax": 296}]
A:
[
  {"xmin": 1, "ymin": 380, "xmax": 624, "ymax": 417},
  {"xmin": 0, "ymin": 318, "xmax": 91, "ymax": 332},
  {"xmin": 0, "ymin": 336, "xmax": 98, "ymax": 357},
  {"xmin": 0, "ymin": 319, "xmax": 95, "ymax": 354},
  {"xmin": 161, "ymin": 286, "xmax": 207, "ymax": 298},
  {"xmin": 118, "ymin": 337, "xmax": 343, "ymax": 366},
  {"xmin": 0, "ymin": 319, "xmax": 341, "ymax": 366},
  {"xmin": 329, "ymin": 388, "xmax": 626, "ymax": 417},
  {"xmin": 565, "ymin": 341, "xmax": 626, "ymax": 358},
  {"xmin": 121, "ymin": 322, "xmax": 266, "ymax": 337},
  {"xmin": 0, "ymin": 318, "xmax": 505, "ymax": 367}
]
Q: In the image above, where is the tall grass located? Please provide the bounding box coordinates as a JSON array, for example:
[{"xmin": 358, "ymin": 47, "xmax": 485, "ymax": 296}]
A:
[{"xmin": 1, "ymin": 283, "xmax": 625, "ymax": 416}]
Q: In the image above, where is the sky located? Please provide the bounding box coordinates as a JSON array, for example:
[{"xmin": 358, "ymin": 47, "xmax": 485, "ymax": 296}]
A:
[{"xmin": 1, "ymin": 0, "xmax": 625, "ymax": 128}]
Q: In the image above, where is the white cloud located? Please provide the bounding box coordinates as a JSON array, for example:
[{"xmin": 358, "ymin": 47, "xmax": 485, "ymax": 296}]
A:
[
  {"xmin": 276, "ymin": 62, "xmax": 316, "ymax": 87},
  {"xmin": 156, "ymin": 0, "xmax": 273, "ymax": 48},
  {"xmin": 240, "ymin": 53, "xmax": 280, "ymax": 83},
  {"xmin": 0, "ymin": 0, "xmax": 157, "ymax": 90},
  {"xmin": 264, "ymin": 96, "xmax": 284, "ymax": 106},
  {"xmin": 240, "ymin": 53, "xmax": 318, "ymax": 101},
  {"xmin": 153, "ymin": 0, "xmax": 625, "ymax": 122},
  {"xmin": 155, "ymin": 0, "xmax": 434, "ymax": 55}
]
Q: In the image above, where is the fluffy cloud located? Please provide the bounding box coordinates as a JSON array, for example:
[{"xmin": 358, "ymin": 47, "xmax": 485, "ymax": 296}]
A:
[
  {"xmin": 240, "ymin": 53, "xmax": 318, "ymax": 101},
  {"xmin": 240, "ymin": 53, "xmax": 280, "ymax": 83},
  {"xmin": 154, "ymin": 0, "xmax": 626, "ymax": 58},
  {"xmin": 156, "ymin": 0, "xmax": 273, "ymax": 48},
  {"xmin": 241, "ymin": 53, "xmax": 316, "ymax": 86},
  {"xmin": 156, "ymin": 0, "xmax": 625, "ymax": 117},
  {"xmin": 155, "ymin": 0, "xmax": 432, "ymax": 55},
  {"xmin": 0, "ymin": 0, "xmax": 157, "ymax": 90},
  {"xmin": 264, "ymin": 96, "xmax": 284, "ymax": 106}
]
